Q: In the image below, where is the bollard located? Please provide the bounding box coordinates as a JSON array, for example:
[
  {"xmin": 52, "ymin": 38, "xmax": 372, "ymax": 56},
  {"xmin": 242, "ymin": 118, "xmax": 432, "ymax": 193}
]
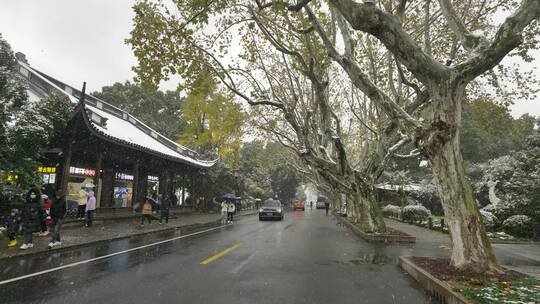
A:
[
  {"xmin": 440, "ymin": 218, "xmax": 445, "ymax": 231},
  {"xmin": 428, "ymin": 217, "xmax": 433, "ymax": 230},
  {"xmin": 533, "ymin": 224, "xmax": 540, "ymax": 241}
]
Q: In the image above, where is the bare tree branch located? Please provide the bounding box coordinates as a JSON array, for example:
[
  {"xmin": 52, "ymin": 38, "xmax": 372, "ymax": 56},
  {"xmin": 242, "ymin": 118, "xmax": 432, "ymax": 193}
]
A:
[
  {"xmin": 455, "ymin": 0, "xmax": 540, "ymax": 82},
  {"xmin": 437, "ymin": 0, "xmax": 488, "ymax": 51},
  {"xmin": 328, "ymin": 0, "xmax": 449, "ymax": 84},
  {"xmin": 306, "ymin": 7, "xmax": 423, "ymax": 131}
]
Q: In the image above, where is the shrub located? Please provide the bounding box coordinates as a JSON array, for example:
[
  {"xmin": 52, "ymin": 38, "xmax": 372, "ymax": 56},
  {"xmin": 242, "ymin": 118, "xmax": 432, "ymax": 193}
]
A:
[
  {"xmin": 382, "ymin": 204, "xmax": 401, "ymax": 219},
  {"xmin": 502, "ymin": 215, "xmax": 533, "ymax": 237},
  {"xmin": 402, "ymin": 205, "xmax": 431, "ymax": 223},
  {"xmin": 409, "ymin": 179, "xmax": 443, "ymax": 215},
  {"xmin": 479, "ymin": 210, "xmax": 498, "ymax": 231}
]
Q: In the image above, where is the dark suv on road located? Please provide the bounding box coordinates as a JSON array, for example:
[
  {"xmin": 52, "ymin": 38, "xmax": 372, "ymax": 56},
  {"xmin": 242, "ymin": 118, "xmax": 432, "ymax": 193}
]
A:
[{"xmin": 259, "ymin": 199, "xmax": 284, "ymax": 221}]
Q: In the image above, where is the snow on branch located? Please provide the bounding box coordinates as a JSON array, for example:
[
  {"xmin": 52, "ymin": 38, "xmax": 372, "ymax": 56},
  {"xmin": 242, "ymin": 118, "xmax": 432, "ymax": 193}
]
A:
[
  {"xmin": 327, "ymin": 0, "xmax": 448, "ymax": 84},
  {"xmin": 305, "ymin": 6, "xmax": 423, "ymax": 132},
  {"xmin": 455, "ymin": 0, "xmax": 540, "ymax": 82},
  {"xmin": 437, "ymin": 0, "xmax": 489, "ymax": 51},
  {"xmin": 394, "ymin": 149, "xmax": 421, "ymax": 158}
]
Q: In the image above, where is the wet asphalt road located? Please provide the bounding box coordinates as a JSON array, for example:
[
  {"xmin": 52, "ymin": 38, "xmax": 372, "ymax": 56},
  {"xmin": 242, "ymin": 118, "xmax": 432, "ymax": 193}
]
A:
[{"xmin": 0, "ymin": 210, "xmax": 434, "ymax": 304}]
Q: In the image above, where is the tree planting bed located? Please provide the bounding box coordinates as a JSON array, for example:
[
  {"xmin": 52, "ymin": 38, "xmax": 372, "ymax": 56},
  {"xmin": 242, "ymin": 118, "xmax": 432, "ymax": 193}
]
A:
[
  {"xmin": 335, "ymin": 213, "xmax": 416, "ymax": 243},
  {"xmin": 399, "ymin": 256, "xmax": 540, "ymax": 304}
]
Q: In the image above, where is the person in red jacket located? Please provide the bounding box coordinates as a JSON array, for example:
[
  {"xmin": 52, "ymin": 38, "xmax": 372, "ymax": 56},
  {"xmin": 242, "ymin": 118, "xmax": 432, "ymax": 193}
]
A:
[{"xmin": 39, "ymin": 194, "xmax": 52, "ymax": 236}]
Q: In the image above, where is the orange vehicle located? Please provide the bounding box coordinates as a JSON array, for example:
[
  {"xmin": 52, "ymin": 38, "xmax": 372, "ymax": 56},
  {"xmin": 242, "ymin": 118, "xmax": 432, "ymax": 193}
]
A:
[{"xmin": 293, "ymin": 200, "xmax": 305, "ymax": 211}]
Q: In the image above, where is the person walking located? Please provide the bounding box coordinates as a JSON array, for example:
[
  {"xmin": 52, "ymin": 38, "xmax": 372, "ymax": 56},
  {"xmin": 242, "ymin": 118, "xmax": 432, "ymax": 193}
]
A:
[
  {"xmin": 20, "ymin": 188, "xmax": 45, "ymax": 250},
  {"xmin": 5, "ymin": 209, "xmax": 18, "ymax": 247},
  {"xmin": 85, "ymin": 190, "xmax": 96, "ymax": 227},
  {"xmin": 39, "ymin": 194, "xmax": 52, "ymax": 236},
  {"xmin": 77, "ymin": 187, "xmax": 87, "ymax": 220},
  {"xmin": 141, "ymin": 199, "xmax": 153, "ymax": 225},
  {"xmin": 48, "ymin": 190, "xmax": 67, "ymax": 248},
  {"xmin": 220, "ymin": 201, "xmax": 228, "ymax": 224},
  {"xmin": 159, "ymin": 194, "xmax": 171, "ymax": 224},
  {"xmin": 310, "ymin": 201, "xmax": 313, "ymax": 210},
  {"xmin": 170, "ymin": 191, "xmax": 178, "ymax": 207},
  {"xmin": 324, "ymin": 201, "xmax": 330, "ymax": 216},
  {"xmin": 227, "ymin": 201, "xmax": 236, "ymax": 224}
]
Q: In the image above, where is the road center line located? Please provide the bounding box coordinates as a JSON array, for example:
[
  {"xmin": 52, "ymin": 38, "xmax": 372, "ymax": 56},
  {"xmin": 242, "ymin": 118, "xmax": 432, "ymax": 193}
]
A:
[
  {"xmin": 0, "ymin": 224, "xmax": 231, "ymax": 286},
  {"xmin": 200, "ymin": 242, "xmax": 242, "ymax": 265}
]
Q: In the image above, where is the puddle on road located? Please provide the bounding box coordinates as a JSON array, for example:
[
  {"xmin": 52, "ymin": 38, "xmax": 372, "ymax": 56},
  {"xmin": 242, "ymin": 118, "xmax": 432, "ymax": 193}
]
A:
[
  {"xmin": 315, "ymin": 253, "xmax": 393, "ymax": 267},
  {"xmin": 349, "ymin": 253, "xmax": 393, "ymax": 266}
]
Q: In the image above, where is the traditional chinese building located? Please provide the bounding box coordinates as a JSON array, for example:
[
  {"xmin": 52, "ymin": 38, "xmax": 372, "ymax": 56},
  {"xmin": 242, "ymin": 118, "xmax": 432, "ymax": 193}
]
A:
[{"xmin": 14, "ymin": 53, "xmax": 216, "ymax": 209}]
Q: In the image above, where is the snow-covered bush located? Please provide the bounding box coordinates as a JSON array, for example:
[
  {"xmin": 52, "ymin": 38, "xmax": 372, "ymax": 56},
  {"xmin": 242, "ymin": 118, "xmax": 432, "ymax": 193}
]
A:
[
  {"xmin": 475, "ymin": 131, "xmax": 540, "ymax": 225},
  {"xmin": 479, "ymin": 210, "xmax": 498, "ymax": 231},
  {"xmin": 487, "ymin": 231, "xmax": 515, "ymax": 240},
  {"xmin": 381, "ymin": 204, "xmax": 401, "ymax": 219},
  {"xmin": 409, "ymin": 179, "xmax": 443, "ymax": 215},
  {"xmin": 502, "ymin": 215, "xmax": 533, "ymax": 237},
  {"xmin": 402, "ymin": 205, "xmax": 431, "ymax": 223}
]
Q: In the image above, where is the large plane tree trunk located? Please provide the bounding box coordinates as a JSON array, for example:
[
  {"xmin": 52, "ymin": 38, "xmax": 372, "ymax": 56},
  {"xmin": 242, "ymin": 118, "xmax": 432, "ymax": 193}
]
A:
[
  {"xmin": 420, "ymin": 83, "xmax": 501, "ymax": 272},
  {"xmin": 348, "ymin": 180, "xmax": 386, "ymax": 233}
]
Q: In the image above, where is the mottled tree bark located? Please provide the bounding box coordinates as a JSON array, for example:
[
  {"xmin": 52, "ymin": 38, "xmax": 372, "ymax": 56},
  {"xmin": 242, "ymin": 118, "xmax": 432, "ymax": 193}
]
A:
[
  {"xmin": 418, "ymin": 83, "xmax": 500, "ymax": 272},
  {"xmin": 345, "ymin": 180, "xmax": 386, "ymax": 232}
]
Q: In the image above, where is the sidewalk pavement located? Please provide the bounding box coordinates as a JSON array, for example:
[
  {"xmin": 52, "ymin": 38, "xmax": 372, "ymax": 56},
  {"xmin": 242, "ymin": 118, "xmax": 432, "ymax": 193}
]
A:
[
  {"xmin": 1, "ymin": 210, "xmax": 257, "ymax": 260},
  {"xmin": 385, "ymin": 218, "xmax": 540, "ymax": 278},
  {"xmin": 61, "ymin": 206, "xmax": 195, "ymax": 226}
]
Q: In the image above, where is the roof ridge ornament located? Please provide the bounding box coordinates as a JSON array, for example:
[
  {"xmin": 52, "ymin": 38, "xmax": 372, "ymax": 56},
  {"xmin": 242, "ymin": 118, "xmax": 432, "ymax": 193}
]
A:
[{"xmin": 79, "ymin": 81, "xmax": 87, "ymax": 106}]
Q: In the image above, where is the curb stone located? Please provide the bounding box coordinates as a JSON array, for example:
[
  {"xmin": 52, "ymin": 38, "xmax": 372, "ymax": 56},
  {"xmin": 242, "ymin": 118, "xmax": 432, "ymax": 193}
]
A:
[
  {"xmin": 335, "ymin": 213, "xmax": 416, "ymax": 243},
  {"xmin": 398, "ymin": 256, "xmax": 473, "ymax": 304},
  {"xmin": 0, "ymin": 211, "xmax": 258, "ymax": 261}
]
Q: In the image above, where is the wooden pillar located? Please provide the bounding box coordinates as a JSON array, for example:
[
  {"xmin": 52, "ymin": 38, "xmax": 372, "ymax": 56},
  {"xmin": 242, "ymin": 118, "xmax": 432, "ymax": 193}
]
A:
[
  {"xmin": 132, "ymin": 161, "xmax": 140, "ymax": 209},
  {"xmin": 94, "ymin": 151, "xmax": 103, "ymax": 207},
  {"xmin": 100, "ymin": 169, "xmax": 114, "ymax": 208},
  {"xmin": 166, "ymin": 170, "xmax": 173, "ymax": 195},
  {"xmin": 181, "ymin": 172, "xmax": 186, "ymax": 205},
  {"xmin": 59, "ymin": 140, "xmax": 74, "ymax": 194},
  {"xmin": 133, "ymin": 164, "xmax": 147, "ymax": 206},
  {"xmin": 159, "ymin": 168, "xmax": 169, "ymax": 198}
]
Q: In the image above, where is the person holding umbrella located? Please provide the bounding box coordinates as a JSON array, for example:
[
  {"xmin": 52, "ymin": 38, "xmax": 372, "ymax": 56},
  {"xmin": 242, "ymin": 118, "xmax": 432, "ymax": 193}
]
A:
[
  {"xmin": 222, "ymin": 194, "xmax": 237, "ymax": 224},
  {"xmin": 220, "ymin": 200, "xmax": 228, "ymax": 224},
  {"xmin": 227, "ymin": 201, "xmax": 236, "ymax": 223},
  {"xmin": 84, "ymin": 183, "xmax": 96, "ymax": 227}
]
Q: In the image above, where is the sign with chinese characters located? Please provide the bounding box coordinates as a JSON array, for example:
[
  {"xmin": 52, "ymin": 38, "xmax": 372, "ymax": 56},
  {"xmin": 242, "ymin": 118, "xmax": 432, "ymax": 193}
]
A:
[
  {"xmin": 69, "ymin": 166, "xmax": 96, "ymax": 177},
  {"xmin": 115, "ymin": 172, "xmax": 134, "ymax": 181},
  {"xmin": 147, "ymin": 175, "xmax": 159, "ymax": 182},
  {"xmin": 37, "ymin": 166, "xmax": 57, "ymax": 173}
]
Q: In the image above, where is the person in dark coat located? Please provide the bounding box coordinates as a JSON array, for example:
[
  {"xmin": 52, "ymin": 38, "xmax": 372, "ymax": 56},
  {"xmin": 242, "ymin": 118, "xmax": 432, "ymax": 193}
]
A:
[
  {"xmin": 48, "ymin": 190, "xmax": 67, "ymax": 248},
  {"xmin": 170, "ymin": 192, "xmax": 178, "ymax": 207},
  {"xmin": 159, "ymin": 194, "xmax": 172, "ymax": 224},
  {"xmin": 5, "ymin": 209, "xmax": 18, "ymax": 247},
  {"xmin": 324, "ymin": 201, "xmax": 330, "ymax": 216},
  {"xmin": 20, "ymin": 188, "xmax": 45, "ymax": 250},
  {"xmin": 39, "ymin": 194, "xmax": 52, "ymax": 236}
]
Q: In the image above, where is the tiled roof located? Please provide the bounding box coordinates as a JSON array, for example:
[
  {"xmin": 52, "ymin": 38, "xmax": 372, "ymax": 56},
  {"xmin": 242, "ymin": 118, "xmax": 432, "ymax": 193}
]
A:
[{"xmin": 15, "ymin": 60, "xmax": 216, "ymax": 168}]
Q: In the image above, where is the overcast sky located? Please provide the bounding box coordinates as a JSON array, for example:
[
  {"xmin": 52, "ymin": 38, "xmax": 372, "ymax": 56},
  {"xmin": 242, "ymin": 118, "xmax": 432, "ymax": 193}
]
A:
[{"xmin": 0, "ymin": 1, "xmax": 538, "ymax": 118}]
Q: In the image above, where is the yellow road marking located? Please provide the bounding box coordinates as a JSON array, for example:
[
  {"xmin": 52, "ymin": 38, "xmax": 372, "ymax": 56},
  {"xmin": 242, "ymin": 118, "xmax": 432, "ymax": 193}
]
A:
[
  {"xmin": 200, "ymin": 242, "xmax": 242, "ymax": 265},
  {"xmin": 265, "ymin": 223, "xmax": 277, "ymax": 230}
]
